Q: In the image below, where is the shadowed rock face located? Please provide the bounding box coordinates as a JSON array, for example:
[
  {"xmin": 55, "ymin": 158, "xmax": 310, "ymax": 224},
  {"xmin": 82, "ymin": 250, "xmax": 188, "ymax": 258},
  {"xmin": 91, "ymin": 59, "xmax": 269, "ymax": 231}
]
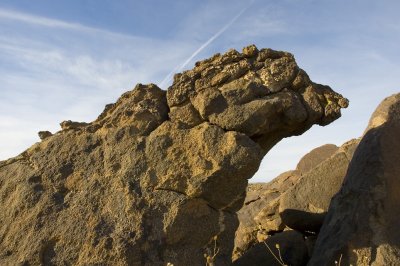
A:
[
  {"xmin": 309, "ymin": 93, "xmax": 400, "ymax": 266},
  {"xmin": 0, "ymin": 45, "xmax": 347, "ymax": 266}
]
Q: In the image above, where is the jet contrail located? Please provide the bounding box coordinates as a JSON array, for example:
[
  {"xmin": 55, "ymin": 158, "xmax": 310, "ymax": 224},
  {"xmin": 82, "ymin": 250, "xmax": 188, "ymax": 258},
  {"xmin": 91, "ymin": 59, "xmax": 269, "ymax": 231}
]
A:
[{"xmin": 159, "ymin": 2, "xmax": 253, "ymax": 88}]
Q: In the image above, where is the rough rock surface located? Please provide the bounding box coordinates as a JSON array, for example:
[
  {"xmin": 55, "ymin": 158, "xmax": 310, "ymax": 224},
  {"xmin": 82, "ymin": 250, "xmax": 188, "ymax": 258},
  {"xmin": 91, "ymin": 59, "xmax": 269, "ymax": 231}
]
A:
[
  {"xmin": 0, "ymin": 45, "xmax": 348, "ymax": 266},
  {"xmin": 309, "ymin": 93, "xmax": 400, "ymax": 266},
  {"xmin": 234, "ymin": 171, "xmax": 300, "ymax": 260},
  {"xmin": 233, "ymin": 143, "xmax": 340, "ymax": 259},
  {"xmin": 279, "ymin": 139, "xmax": 359, "ymax": 233}
]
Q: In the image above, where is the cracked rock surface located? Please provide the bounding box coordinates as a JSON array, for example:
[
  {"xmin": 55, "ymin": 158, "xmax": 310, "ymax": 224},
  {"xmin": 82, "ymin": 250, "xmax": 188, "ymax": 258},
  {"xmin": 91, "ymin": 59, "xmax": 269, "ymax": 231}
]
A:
[{"xmin": 0, "ymin": 45, "xmax": 347, "ymax": 266}]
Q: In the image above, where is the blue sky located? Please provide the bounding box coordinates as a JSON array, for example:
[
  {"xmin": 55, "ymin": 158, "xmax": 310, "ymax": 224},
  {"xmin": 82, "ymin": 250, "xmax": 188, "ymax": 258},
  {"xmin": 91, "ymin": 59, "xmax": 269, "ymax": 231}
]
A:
[{"xmin": 0, "ymin": 0, "xmax": 399, "ymax": 182}]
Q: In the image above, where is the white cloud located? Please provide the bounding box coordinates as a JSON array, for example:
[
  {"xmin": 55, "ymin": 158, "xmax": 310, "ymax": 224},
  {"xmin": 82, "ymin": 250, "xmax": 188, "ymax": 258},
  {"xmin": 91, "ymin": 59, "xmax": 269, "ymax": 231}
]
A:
[
  {"xmin": 0, "ymin": 8, "xmax": 87, "ymax": 29},
  {"xmin": 0, "ymin": 7, "xmax": 146, "ymax": 42}
]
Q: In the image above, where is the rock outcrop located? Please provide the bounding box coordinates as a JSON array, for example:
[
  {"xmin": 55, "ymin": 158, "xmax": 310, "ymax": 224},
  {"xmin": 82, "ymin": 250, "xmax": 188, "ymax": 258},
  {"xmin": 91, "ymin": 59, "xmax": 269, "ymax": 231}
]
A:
[
  {"xmin": 233, "ymin": 141, "xmax": 351, "ymax": 261},
  {"xmin": 0, "ymin": 45, "xmax": 348, "ymax": 266},
  {"xmin": 309, "ymin": 93, "xmax": 400, "ymax": 265}
]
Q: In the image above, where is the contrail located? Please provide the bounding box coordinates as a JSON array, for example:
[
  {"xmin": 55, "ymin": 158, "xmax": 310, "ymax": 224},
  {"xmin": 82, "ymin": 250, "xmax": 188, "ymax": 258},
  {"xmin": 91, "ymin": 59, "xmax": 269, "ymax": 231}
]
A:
[{"xmin": 159, "ymin": 2, "xmax": 253, "ymax": 88}]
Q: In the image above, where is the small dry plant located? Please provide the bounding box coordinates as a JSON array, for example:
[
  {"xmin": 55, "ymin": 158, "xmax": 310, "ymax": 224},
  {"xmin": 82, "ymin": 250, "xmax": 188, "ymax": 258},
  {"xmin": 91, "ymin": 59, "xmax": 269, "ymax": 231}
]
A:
[
  {"xmin": 334, "ymin": 254, "xmax": 343, "ymax": 266},
  {"xmin": 263, "ymin": 242, "xmax": 287, "ymax": 266},
  {"xmin": 204, "ymin": 235, "xmax": 220, "ymax": 266}
]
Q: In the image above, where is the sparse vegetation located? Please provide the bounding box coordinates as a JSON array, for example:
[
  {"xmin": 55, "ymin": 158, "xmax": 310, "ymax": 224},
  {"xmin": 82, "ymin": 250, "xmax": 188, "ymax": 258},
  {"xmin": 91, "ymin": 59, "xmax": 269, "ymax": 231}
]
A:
[
  {"xmin": 204, "ymin": 235, "xmax": 220, "ymax": 266},
  {"xmin": 263, "ymin": 242, "xmax": 287, "ymax": 266}
]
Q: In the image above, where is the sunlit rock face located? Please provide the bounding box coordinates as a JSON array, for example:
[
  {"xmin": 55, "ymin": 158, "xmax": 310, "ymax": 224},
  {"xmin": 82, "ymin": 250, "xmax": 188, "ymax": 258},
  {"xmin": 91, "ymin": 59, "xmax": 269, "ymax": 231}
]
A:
[{"xmin": 0, "ymin": 45, "xmax": 347, "ymax": 266}]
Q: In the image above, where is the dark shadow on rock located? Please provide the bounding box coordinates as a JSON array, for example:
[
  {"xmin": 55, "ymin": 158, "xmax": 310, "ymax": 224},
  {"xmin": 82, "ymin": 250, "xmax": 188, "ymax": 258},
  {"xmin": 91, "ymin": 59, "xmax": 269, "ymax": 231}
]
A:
[
  {"xmin": 233, "ymin": 230, "xmax": 308, "ymax": 266},
  {"xmin": 280, "ymin": 209, "xmax": 327, "ymax": 234}
]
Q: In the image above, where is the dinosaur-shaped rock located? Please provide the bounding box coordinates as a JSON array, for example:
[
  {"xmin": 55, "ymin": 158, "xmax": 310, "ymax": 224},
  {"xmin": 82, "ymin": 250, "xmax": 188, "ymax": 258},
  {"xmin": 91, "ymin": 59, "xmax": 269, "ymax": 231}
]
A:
[{"xmin": 0, "ymin": 45, "xmax": 347, "ymax": 266}]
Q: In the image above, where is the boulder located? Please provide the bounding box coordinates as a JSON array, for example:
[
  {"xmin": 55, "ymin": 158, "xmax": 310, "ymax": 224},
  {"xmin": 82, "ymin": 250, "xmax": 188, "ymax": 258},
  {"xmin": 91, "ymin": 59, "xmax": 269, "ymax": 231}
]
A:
[
  {"xmin": 60, "ymin": 120, "xmax": 89, "ymax": 130},
  {"xmin": 279, "ymin": 139, "xmax": 359, "ymax": 233},
  {"xmin": 0, "ymin": 45, "xmax": 347, "ymax": 266},
  {"xmin": 296, "ymin": 144, "xmax": 338, "ymax": 174},
  {"xmin": 309, "ymin": 93, "xmax": 400, "ymax": 265},
  {"xmin": 38, "ymin": 131, "xmax": 53, "ymax": 140}
]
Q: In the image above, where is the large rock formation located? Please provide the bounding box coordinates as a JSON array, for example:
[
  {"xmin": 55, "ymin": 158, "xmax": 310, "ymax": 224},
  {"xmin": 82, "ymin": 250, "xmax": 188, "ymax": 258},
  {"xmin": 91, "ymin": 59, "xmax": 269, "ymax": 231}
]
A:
[
  {"xmin": 0, "ymin": 45, "xmax": 347, "ymax": 266},
  {"xmin": 309, "ymin": 93, "xmax": 400, "ymax": 266}
]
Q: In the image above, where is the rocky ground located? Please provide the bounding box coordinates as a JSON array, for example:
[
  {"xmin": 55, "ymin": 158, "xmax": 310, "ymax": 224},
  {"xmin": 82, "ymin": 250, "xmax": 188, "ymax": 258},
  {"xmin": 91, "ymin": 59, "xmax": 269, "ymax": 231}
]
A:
[{"xmin": 1, "ymin": 44, "xmax": 398, "ymax": 266}]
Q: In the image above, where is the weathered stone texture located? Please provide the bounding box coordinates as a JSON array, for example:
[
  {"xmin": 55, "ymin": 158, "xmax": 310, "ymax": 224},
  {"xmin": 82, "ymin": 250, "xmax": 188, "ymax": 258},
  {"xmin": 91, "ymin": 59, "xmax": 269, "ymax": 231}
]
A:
[{"xmin": 0, "ymin": 45, "xmax": 347, "ymax": 265}]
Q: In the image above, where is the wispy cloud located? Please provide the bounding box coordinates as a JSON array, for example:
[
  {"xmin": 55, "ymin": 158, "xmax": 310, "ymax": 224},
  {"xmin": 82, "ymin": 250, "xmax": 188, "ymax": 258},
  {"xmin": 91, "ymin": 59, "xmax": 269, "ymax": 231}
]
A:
[
  {"xmin": 0, "ymin": 7, "xmax": 196, "ymax": 160},
  {"xmin": 0, "ymin": 7, "xmax": 142, "ymax": 41},
  {"xmin": 0, "ymin": 8, "xmax": 87, "ymax": 29}
]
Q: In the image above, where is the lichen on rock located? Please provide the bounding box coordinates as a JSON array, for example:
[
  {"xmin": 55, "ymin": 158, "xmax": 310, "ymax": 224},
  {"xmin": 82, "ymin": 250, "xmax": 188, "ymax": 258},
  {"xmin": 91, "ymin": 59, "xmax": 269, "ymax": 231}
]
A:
[{"xmin": 0, "ymin": 45, "xmax": 347, "ymax": 266}]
